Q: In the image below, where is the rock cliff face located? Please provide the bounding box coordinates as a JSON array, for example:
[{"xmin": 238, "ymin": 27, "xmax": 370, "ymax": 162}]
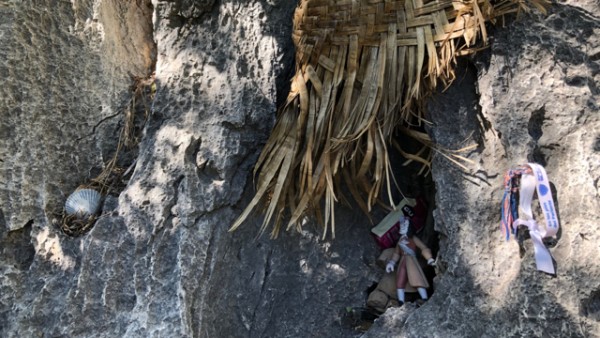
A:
[
  {"xmin": 1, "ymin": 0, "xmax": 599, "ymax": 337},
  {"xmin": 364, "ymin": 1, "xmax": 600, "ymax": 337}
]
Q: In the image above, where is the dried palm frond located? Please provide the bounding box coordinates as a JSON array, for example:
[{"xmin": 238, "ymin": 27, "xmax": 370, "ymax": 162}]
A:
[{"xmin": 230, "ymin": 0, "xmax": 548, "ymax": 239}]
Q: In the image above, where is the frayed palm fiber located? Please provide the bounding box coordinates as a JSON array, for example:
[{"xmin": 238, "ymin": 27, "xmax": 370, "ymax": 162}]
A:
[{"xmin": 231, "ymin": 0, "xmax": 548, "ymax": 238}]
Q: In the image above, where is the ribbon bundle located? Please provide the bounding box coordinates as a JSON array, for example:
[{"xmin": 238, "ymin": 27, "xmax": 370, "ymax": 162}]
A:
[
  {"xmin": 501, "ymin": 166, "xmax": 530, "ymax": 241},
  {"xmin": 500, "ymin": 163, "xmax": 559, "ymax": 274}
]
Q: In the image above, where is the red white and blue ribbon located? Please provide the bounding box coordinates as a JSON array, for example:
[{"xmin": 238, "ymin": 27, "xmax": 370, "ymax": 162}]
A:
[
  {"xmin": 501, "ymin": 163, "xmax": 559, "ymax": 274},
  {"xmin": 501, "ymin": 166, "xmax": 529, "ymax": 241}
]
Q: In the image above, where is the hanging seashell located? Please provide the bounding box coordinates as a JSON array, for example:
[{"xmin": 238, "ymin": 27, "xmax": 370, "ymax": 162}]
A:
[{"xmin": 65, "ymin": 189, "xmax": 102, "ymax": 219}]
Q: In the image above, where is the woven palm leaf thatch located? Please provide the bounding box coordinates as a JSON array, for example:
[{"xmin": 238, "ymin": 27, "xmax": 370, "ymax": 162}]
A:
[{"xmin": 230, "ymin": 0, "xmax": 548, "ymax": 238}]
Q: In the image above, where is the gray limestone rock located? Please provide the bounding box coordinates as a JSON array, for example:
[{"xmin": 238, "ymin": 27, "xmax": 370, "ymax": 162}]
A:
[
  {"xmin": 0, "ymin": 0, "xmax": 155, "ymax": 231},
  {"xmin": 1, "ymin": 0, "xmax": 379, "ymax": 337},
  {"xmin": 365, "ymin": 1, "xmax": 600, "ymax": 337},
  {"xmin": 1, "ymin": 0, "xmax": 599, "ymax": 337}
]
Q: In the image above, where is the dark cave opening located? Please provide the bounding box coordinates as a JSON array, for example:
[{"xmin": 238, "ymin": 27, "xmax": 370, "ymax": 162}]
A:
[{"xmin": 342, "ymin": 128, "xmax": 440, "ymax": 333}]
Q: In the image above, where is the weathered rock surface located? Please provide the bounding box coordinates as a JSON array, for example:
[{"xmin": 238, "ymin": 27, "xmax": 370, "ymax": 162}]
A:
[
  {"xmin": 1, "ymin": 0, "xmax": 380, "ymax": 337},
  {"xmin": 1, "ymin": 0, "xmax": 599, "ymax": 338},
  {"xmin": 1, "ymin": 0, "xmax": 152, "ymax": 334},
  {"xmin": 365, "ymin": 1, "xmax": 600, "ymax": 337}
]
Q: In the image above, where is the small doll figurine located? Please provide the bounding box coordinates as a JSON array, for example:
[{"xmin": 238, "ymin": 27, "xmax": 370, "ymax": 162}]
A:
[{"xmin": 385, "ymin": 216, "xmax": 436, "ymax": 305}]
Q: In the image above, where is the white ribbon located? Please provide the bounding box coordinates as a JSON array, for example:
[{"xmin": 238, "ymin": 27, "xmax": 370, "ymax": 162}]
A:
[
  {"xmin": 398, "ymin": 238, "xmax": 416, "ymax": 257},
  {"xmin": 513, "ymin": 163, "xmax": 559, "ymax": 274}
]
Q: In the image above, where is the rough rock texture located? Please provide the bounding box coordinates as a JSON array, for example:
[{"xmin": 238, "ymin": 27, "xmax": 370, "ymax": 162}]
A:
[
  {"xmin": 365, "ymin": 1, "xmax": 600, "ymax": 337},
  {"xmin": 0, "ymin": 0, "xmax": 154, "ymax": 334},
  {"xmin": 0, "ymin": 0, "xmax": 155, "ymax": 231},
  {"xmin": 1, "ymin": 0, "xmax": 599, "ymax": 338},
  {"xmin": 1, "ymin": 0, "xmax": 380, "ymax": 337}
]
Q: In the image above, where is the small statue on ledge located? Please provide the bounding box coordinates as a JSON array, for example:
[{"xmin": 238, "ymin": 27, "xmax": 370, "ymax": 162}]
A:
[{"xmin": 385, "ymin": 216, "xmax": 436, "ymax": 305}]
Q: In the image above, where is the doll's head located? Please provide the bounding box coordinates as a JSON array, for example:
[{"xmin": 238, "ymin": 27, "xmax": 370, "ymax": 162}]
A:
[{"xmin": 399, "ymin": 216, "xmax": 416, "ymax": 237}]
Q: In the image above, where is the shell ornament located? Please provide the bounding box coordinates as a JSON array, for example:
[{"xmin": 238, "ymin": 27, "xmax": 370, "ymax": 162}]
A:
[{"xmin": 65, "ymin": 189, "xmax": 102, "ymax": 219}]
